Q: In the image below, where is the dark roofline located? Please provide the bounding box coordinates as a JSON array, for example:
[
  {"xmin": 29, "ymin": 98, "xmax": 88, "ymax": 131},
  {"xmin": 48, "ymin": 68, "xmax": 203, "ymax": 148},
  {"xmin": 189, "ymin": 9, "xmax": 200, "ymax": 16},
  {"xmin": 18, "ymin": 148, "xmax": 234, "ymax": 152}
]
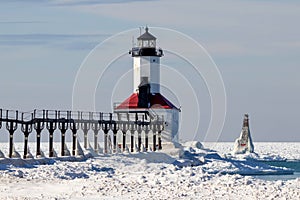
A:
[{"xmin": 137, "ymin": 27, "xmax": 156, "ymax": 40}]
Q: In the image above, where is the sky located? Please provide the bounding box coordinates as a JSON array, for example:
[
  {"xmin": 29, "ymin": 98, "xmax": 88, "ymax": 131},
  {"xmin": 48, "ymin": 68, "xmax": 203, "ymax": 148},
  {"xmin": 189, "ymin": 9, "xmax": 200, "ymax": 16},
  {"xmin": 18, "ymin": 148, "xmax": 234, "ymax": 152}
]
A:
[{"xmin": 0, "ymin": 0, "xmax": 300, "ymax": 142}]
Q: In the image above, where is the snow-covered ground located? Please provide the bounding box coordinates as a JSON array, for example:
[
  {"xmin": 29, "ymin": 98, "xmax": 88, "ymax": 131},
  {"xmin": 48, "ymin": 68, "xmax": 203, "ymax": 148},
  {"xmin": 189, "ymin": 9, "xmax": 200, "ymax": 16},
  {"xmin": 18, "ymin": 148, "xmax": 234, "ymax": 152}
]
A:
[{"xmin": 0, "ymin": 142, "xmax": 299, "ymax": 199}]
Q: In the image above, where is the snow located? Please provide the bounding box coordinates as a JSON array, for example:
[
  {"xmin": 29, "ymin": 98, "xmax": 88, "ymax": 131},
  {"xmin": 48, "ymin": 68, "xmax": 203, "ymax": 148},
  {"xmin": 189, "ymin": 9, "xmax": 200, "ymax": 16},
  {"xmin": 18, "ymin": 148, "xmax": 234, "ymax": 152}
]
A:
[{"xmin": 0, "ymin": 142, "xmax": 299, "ymax": 199}]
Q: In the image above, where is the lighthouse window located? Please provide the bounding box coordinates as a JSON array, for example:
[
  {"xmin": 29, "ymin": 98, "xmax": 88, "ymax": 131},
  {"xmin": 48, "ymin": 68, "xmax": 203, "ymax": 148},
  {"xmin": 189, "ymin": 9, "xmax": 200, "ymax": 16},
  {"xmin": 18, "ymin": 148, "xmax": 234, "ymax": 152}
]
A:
[
  {"xmin": 153, "ymin": 59, "xmax": 156, "ymax": 62},
  {"xmin": 143, "ymin": 40, "xmax": 149, "ymax": 47},
  {"xmin": 149, "ymin": 40, "xmax": 156, "ymax": 47}
]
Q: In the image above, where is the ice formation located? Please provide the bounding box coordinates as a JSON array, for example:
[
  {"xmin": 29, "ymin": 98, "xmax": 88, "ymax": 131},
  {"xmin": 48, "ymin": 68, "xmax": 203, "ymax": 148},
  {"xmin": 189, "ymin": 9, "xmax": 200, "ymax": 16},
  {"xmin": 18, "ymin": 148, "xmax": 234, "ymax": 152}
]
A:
[
  {"xmin": 233, "ymin": 114, "xmax": 254, "ymax": 154},
  {"xmin": 11, "ymin": 145, "xmax": 21, "ymax": 158}
]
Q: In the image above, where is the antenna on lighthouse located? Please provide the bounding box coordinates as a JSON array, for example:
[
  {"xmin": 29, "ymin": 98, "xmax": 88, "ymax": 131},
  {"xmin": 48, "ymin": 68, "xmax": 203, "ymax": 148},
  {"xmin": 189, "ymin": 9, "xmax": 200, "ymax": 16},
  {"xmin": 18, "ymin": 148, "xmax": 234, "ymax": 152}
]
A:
[
  {"xmin": 139, "ymin": 26, "xmax": 145, "ymax": 36},
  {"xmin": 132, "ymin": 36, "xmax": 134, "ymax": 47}
]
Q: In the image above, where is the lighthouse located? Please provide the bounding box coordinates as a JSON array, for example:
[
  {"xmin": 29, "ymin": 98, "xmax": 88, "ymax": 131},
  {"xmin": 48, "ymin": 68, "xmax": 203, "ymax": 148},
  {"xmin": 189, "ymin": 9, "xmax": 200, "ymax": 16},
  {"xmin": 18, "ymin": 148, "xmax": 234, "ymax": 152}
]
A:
[{"xmin": 114, "ymin": 27, "xmax": 180, "ymax": 148}]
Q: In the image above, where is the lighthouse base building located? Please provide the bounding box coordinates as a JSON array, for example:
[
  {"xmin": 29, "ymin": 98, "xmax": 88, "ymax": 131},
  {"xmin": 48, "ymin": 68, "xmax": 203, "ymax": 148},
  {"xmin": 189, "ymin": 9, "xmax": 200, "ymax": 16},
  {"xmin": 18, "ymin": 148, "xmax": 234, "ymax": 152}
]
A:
[{"xmin": 114, "ymin": 27, "xmax": 180, "ymax": 151}]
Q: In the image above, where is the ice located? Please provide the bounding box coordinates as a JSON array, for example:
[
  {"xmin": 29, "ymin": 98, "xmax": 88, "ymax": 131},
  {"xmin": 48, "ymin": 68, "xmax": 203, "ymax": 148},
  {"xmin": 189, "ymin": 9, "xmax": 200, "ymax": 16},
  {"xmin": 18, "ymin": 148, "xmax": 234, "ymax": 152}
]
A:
[{"xmin": 0, "ymin": 141, "xmax": 299, "ymax": 199}]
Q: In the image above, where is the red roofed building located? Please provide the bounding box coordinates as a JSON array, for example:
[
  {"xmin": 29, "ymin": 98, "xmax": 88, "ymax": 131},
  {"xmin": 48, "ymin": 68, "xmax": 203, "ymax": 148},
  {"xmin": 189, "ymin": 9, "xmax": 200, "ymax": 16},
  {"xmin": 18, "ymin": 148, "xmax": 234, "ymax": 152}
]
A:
[
  {"xmin": 116, "ymin": 93, "xmax": 177, "ymax": 110},
  {"xmin": 114, "ymin": 27, "xmax": 180, "ymax": 146}
]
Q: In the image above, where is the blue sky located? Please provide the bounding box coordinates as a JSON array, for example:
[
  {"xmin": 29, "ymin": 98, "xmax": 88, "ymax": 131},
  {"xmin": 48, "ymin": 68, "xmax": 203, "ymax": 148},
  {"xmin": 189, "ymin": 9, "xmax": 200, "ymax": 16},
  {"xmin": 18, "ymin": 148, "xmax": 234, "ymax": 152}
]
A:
[{"xmin": 0, "ymin": 0, "xmax": 300, "ymax": 142}]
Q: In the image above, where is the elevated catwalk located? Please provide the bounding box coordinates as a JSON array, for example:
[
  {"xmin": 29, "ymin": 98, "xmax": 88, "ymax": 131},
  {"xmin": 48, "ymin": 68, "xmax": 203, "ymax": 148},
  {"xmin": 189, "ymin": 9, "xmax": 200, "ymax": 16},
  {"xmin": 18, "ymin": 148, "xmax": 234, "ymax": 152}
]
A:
[{"xmin": 0, "ymin": 109, "xmax": 164, "ymax": 159}]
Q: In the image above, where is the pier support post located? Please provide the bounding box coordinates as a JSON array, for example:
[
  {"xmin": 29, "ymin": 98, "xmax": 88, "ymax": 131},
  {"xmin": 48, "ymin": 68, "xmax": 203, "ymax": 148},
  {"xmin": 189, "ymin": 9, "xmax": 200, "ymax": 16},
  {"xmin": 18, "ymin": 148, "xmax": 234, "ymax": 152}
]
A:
[
  {"xmin": 35, "ymin": 122, "xmax": 43, "ymax": 157},
  {"xmin": 81, "ymin": 123, "xmax": 89, "ymax": 149},
  {"xmin": 7, "ymin": 122, "xmax": 18, "ymax": 158},
  {"xmin": 21, "ymin": 123, "xmax": 33, "ymax": 159},
  {"xmin": 0, "ymin": 109, "xmax": 2, "ymax": 130},
  {"xmin": 46, "ymin": 111, "xmax": 57, "ymax": 157},
  {"xmin": 58, "ymin": 120, "xmax": 68, "ymax": 157},
  {"xmin": 121, "ymin": 123, "xmax": 127, "ymax": 152},
  {"xmin": 103, "ymin": 123, "xmax": 109, "ymax": 154},
  {"xmin": 92, "ymin": 122, "xmax": 100, "ymax": 154},
  {"xmin": 70, "ymin": 120, "xmax": 79, "ymax": 156},
  {"xmin": 112, "ymin": 123, "xmax": 118, "ymax": 153},
  {"xmin": 34, "ymin": 110, "xmax": 45, "ymax": 157},
  {"xmin": 130, "ymin": 129, "xmax": 135, "ymax": 152},
  {"xmin": 47, "ymin": 122, "xmax": 56, "ymax": 157},
  {"xmin": 71, "ymin": 127, "xmax": 77, "ymax": 156},
  {"xmin": 152, "ymin": 124, "xmax": 157, "ymax": 151},
  {"xmin": 158, "ymin": 130, "xmax": 162, "ymax": 150},
  {"xmin": 144, "ymin": 125, "xmax": 149, "ymax": 151},
  {"xmin": 137, "ymin": 125, "xmax": 142, "ymax": 152}
]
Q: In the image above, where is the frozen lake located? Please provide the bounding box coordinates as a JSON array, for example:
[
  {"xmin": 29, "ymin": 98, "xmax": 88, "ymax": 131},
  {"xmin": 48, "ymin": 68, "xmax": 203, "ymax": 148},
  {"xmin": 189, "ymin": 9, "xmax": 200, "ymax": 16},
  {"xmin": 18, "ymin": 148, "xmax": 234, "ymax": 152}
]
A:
[{"xmin": 0, "ymin": 142, "xmax": 299, "ymax": 199}]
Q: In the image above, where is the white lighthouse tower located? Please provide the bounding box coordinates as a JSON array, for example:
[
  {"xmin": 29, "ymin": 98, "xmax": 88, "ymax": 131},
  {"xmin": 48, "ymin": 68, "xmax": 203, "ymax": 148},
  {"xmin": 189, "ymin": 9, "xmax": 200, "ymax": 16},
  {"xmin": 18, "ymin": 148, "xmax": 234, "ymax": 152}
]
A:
[
  {"xmin": 114, "ymin": 27, "xmax": 180, "ymax": 149},
  {"xmin": 133, "ymin": 26, "xmax": 161, "ymax": 94}
]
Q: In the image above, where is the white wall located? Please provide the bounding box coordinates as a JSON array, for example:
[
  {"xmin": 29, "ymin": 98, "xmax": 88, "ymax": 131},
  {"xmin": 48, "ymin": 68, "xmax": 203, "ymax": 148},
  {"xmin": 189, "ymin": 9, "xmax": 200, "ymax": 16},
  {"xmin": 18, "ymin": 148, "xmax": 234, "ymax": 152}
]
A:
[{"xmin": 133, "ymin": 56, "xmax": 160, "ymax": 93}]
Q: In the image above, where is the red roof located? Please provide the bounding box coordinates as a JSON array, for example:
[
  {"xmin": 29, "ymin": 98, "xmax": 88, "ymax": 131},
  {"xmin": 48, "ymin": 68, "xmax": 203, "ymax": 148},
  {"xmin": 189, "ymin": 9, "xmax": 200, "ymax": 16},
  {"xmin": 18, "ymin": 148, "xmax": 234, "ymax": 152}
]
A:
[{"xmin": 115, "ymin": 93, "xmax": 177, "ymax": 110}]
